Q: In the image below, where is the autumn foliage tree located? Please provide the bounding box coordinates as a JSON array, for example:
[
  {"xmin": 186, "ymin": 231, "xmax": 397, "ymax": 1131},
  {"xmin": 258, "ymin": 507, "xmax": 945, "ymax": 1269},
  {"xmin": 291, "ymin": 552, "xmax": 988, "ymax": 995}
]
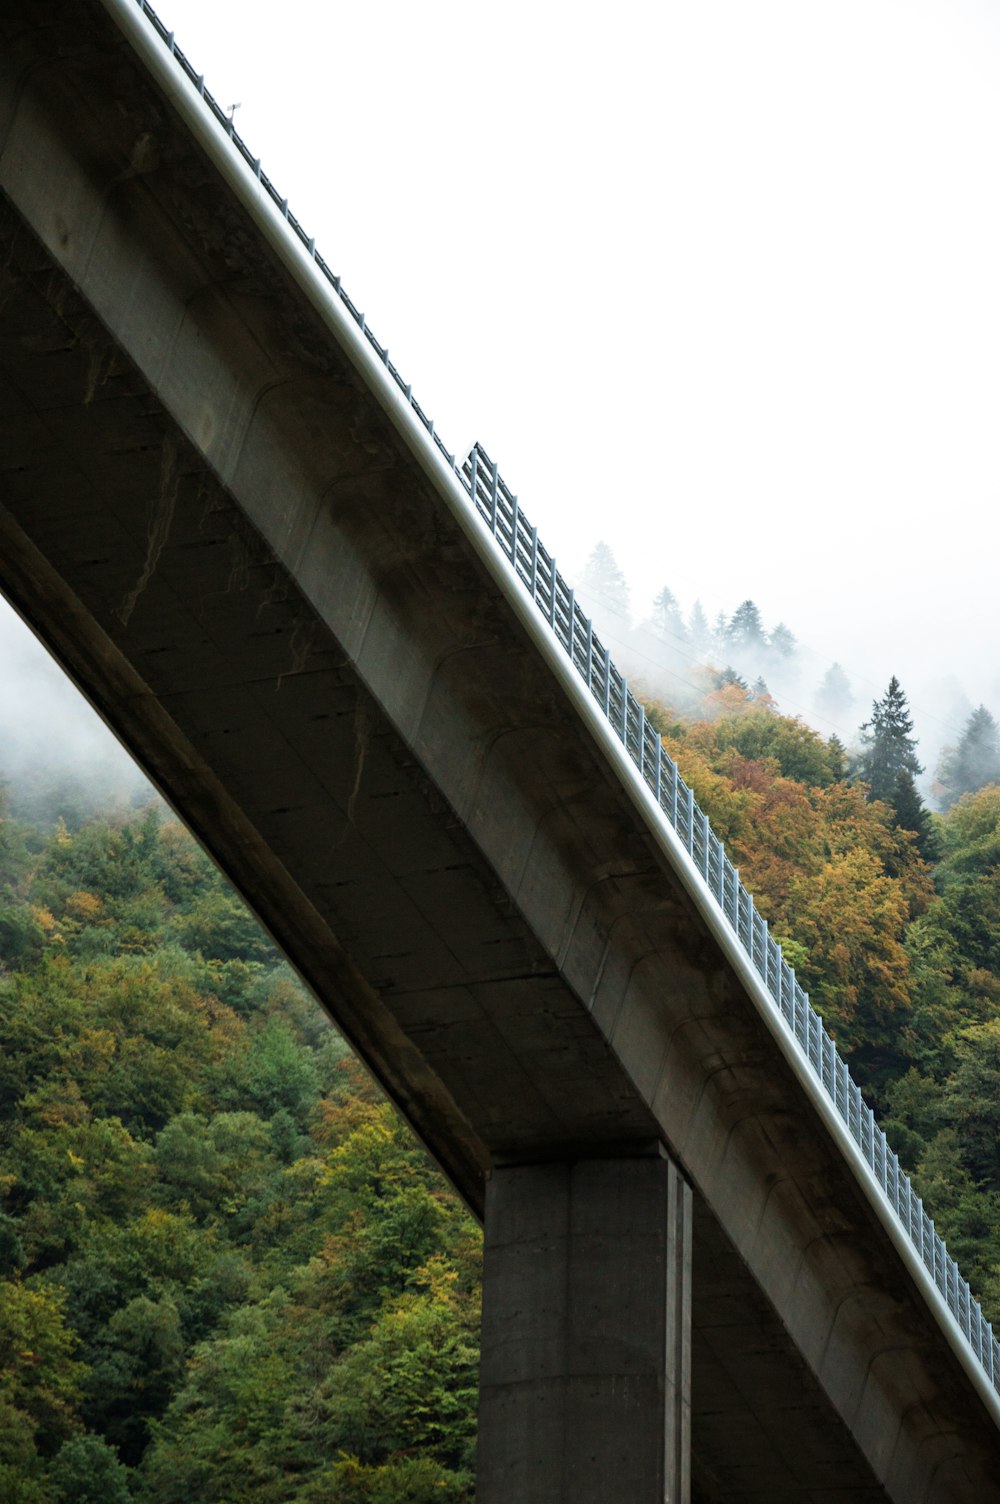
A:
[{"xmin": 654, "ymin": 686, "xmax": 936, "ymax": 1084}]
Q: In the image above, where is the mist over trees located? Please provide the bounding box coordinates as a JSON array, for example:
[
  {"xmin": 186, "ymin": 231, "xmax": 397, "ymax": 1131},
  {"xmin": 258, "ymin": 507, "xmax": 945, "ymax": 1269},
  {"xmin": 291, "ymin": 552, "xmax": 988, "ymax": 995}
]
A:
[
  {"xmin": 937, "ymin": 707, "xmax": 1000, "ymax": 811},
  {"xmin": 575, "ymin": 547, "xmax": 1000, "ymax": 820},
  {"xmin": 815, "ymin": 662, "xmax": 853, "ymax": 722},
  {"xmin": 577, "ymin": 547, "xmax": 841, "ymax": 739},
  {"xmin": 0, "ymin": 611, "xmax": 151, "ymax": 827},
  {"xmin": 581, "ymin": 541, "xmax": 630, "ymax": 622},
  {"xmin": 646, "ymin": 586, "xmax": 686, "ymax": 646}
]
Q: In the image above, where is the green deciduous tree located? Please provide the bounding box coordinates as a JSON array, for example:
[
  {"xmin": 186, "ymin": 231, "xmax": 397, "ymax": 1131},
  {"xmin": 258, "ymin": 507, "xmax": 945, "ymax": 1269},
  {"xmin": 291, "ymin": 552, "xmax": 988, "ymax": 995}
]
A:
[
  {"xmin": 316, "ymin": 1259, "xmax": 477, "ymax": 1489},
  {"xmin": 85, "ymin": 1292, "xmax": 185, "ymax": 1463},
  {"xmin": 0, "ymin": 1280, "xmax": 84, "ymax": 1458},
  {"xmin": 48, "ymin": 1434, "xmax": 131, "ymax": 1504},
  {"xmin": 700, "ymin": 709, "xmax": 845, "ymax": 788},
  {"xmin": 298, "ymin": 1454, "xmax": 470, "ymax": 1503}
]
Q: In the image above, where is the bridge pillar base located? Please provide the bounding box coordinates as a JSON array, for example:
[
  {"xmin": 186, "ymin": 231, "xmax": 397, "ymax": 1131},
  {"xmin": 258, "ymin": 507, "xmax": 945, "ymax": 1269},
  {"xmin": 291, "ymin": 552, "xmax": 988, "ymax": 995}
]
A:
[{"xmin": 477, "ymin": 1151, "xmax": 692, "ymax": 1504}]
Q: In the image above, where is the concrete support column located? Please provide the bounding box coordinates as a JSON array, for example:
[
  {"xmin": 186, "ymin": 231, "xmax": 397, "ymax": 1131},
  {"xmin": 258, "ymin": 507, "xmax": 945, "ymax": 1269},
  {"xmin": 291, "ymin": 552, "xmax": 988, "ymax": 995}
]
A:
[{"xmin": 477, "ymin": 1151, "xmax": 692, "ymax": 1504}]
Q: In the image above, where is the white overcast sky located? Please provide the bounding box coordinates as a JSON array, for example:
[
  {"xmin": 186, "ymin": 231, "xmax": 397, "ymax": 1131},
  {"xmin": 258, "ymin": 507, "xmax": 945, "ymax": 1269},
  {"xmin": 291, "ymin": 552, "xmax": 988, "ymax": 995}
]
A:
[
  {"xmin": 5, "ymin": 0, "xmax": 1000, "ymax": 766},
  {"xmin": 153, "ymin": 0, "xmax": 1000, "ymax": 740}
]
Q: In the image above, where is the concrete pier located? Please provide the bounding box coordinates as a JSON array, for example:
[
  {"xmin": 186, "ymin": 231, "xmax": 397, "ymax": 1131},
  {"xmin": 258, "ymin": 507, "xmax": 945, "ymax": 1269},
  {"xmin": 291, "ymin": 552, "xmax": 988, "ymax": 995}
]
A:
[{"xmin": 478, "ymin": 1154, "xmax": 692, "ymax": 1503}]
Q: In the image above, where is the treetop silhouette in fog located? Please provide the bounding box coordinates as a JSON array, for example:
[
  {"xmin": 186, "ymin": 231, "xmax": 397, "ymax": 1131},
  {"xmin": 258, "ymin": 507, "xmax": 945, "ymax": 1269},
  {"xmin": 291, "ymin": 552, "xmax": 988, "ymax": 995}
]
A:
[
  {"xmin": 937, "ymin": 705, "xmax": 1000, "ymax": 810},
  {"xmin": 582, "ymin": 541, "xmax": 630, "ymax": 620}
]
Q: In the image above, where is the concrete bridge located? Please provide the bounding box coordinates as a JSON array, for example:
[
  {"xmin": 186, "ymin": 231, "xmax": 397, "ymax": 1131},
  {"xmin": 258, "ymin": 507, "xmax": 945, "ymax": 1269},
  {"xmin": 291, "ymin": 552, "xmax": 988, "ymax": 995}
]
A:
[{"xmin": 2, "ymin": 2, "xmax": 999, "ymax": 1498}]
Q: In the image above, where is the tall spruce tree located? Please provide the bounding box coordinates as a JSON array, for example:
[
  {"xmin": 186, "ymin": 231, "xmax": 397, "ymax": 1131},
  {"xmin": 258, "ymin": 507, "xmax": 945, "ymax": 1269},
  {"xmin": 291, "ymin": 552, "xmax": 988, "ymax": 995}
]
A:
[
  {"xmin": 726, "ymin": 599, "xmax": 766, "ymax": 649},
  {"xmin": 937, "ymin": 705, "xmax": 1000, "ymax": 809},
  {"xmin": 856, "ymin": 676, "xmax": 935, "ymax": 854},
  {"xmin": 856, "ymin": 676, "xmax": 922, "ymax": 804},
  {"xmin": 647, "ymin": 586, "xmax": 687, "ymax": 644},
  {"xmin": 582, "ymin": 541, "xmax": 630, "ymax": 620},
  {"xmin": 688, "ymin": 601, "xmax": 711, "ymax": 654},
  {"xmin": 890, "ymin": 768, "xmax": 939, "ymax": 862},
  {"xmin": 768, "ymin": 622, "xmax": 797, "ymax": 659},
  {"xmin": 815, "ymin": 662, "xmax": 853, "ymax": 721}
]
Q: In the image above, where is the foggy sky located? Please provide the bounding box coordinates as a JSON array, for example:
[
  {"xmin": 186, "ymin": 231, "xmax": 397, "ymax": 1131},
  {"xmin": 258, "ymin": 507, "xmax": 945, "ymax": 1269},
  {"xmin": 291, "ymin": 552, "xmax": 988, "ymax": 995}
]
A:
[
  {"xmin": 0, "ymin": 607, "xmax": 148, "ymax": 805},
  {"xmin": 3, "ymin": 0, "xmax": 997, "ymax": 790},
  {"xmin": 155, "ymin": 0, "xmax": 1000, "ymax": 731}
]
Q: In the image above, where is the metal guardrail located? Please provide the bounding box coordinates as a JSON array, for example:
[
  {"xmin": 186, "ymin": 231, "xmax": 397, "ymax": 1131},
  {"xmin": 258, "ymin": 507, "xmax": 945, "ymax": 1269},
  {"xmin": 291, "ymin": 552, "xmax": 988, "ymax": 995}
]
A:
[
  {"xmin": 462, "ymin": 446, "xmax": 999, "ymax": 1387},
  {"xmin": 131, "ymin": 0, "xmax": 1000, "ymax": 1393}
]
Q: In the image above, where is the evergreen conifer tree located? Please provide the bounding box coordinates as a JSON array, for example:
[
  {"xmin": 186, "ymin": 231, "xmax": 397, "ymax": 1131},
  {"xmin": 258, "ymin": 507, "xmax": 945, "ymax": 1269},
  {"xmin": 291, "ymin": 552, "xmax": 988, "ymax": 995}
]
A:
[
  {"xmin": 856, "ymin": 677, "xmax": 936, "ymax": 854},
  {"xmin": 582, "ymin": 542, "xmax": 630, "ymax": 621},
  {"xmin": 647, "ymin": 586, "xmax": 687, "ymax": 644},
  {"xmin": 715, "ymin": 666, "xmax": 748, "ymax": 693},
  {"xmin": 688, "ymin": 601, "xmax": 711, "ymax": 655},
  {"xmin": 826, "ymin": 734, "xmax": 847, "ymax": 780},
  {"xmin": 937, "ymin": 706, "xmax": 1000, "ymax": 809},
  {"xmin": 856, "ymin": 676, "xmax": 922, "ymax": 804},
  {"xmin": 727, "ymin": 600, "xmax": 766, "ymax": 649},
  {"xmin": 890, "ymin": 768, "xmax": 939, "ymax": 862},
  {"xmin": 815, "ymin": 662, "xmax": 853, "ymax": 722},
  {"xmin": 768, "ymin": 622, "xmax": 797, "ymax": 659}
]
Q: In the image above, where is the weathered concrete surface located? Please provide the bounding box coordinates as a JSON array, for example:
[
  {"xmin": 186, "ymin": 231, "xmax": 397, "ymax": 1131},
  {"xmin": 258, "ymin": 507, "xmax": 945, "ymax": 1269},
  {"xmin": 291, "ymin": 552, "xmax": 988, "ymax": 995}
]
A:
[
  {"xmin": 1, "ymin": 3, "xmax": 999, "ymax": 1497},
  {"xmin": 478, "ymin": 1154, "xmax": 692, "ymax": 1504}
]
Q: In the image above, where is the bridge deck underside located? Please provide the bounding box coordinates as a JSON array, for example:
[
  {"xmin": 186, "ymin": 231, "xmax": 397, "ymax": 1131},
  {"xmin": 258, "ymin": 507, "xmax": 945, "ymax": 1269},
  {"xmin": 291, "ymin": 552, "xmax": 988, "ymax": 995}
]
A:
[{"xmin": 0, "ymin": 6, "xmax": 998, "ymax": 1498}]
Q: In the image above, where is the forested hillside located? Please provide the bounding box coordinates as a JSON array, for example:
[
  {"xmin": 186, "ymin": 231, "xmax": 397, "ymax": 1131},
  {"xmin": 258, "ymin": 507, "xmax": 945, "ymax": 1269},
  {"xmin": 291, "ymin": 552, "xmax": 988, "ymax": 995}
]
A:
[
  {"xmin": 1, "ymin": 649, "xmax": 1000, "ymax": 1499},
  {"xmin": 644, "ymin": 678, "xmax": 1000, "ymax": 1314},
  {"xmin": 0, "ymin": 793, "xmax": 479, "ymax": 1503}
]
